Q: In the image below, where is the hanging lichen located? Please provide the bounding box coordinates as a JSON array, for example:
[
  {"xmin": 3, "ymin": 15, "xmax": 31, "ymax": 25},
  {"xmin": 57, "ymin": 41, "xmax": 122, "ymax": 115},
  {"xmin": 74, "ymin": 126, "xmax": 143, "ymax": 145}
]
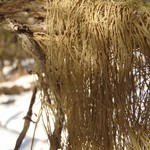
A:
[{"xmin": 31, "ymin": 0, "xmax": 150, "ymax": 149}]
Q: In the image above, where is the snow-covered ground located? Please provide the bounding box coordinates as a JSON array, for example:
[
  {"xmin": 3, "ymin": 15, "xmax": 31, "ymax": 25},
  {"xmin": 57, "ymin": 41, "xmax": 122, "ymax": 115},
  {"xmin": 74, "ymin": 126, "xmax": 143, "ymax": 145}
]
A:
[{"xmin": 0, "ymin": 73, "xmax": 50, "ymax": 150}]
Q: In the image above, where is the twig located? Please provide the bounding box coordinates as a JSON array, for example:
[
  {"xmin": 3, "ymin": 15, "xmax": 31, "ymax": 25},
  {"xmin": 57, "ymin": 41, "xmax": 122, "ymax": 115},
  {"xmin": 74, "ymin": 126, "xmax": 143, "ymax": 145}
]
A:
[{"xmin": 14, "ymin": 87, "xmax": 37, "ymax": 150}]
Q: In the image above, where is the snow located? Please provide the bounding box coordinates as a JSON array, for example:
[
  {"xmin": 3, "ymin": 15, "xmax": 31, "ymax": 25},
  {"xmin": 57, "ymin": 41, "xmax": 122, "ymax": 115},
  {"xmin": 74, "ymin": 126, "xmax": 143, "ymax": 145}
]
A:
[
  {"xmin": 0, "ymin": 74, "xmax": 49, "ymax": 150},
  {"xmin": 0, "ymin": 74, "xmax": 38, "ymax": 89}
]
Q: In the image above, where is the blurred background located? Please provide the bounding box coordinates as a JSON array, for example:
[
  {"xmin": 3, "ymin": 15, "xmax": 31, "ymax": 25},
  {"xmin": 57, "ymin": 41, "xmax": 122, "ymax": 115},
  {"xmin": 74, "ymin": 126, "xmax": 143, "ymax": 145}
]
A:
[
  {"xmin": 0, "ymin": 28, "xmax": 29, "ymax": 81},
  {"xmin": 0, "ymin": 28, "xmax": 48, "ymax": 150}
]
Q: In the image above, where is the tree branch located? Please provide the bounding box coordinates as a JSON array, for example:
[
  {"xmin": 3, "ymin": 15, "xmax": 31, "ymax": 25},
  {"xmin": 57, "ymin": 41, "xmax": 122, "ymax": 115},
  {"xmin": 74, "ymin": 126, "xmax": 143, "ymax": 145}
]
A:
[
  {"xmin": 0, "ymin": 0, "xmax": 47, "ymax": 33},
  {"xmin": 14, "ymin": 87, "xmax": 37, "ymax": 150},
  {"xmin": 5, "ymin": 19, "xmax": 46, "ymax": 64}
]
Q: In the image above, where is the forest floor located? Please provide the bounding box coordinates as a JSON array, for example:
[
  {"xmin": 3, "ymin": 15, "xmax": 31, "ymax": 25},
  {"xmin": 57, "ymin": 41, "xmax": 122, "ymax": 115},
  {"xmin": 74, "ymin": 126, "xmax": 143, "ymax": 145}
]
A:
[{"xmin": 0, "ymin": 60, "xmax": 49, "ymax": 150}]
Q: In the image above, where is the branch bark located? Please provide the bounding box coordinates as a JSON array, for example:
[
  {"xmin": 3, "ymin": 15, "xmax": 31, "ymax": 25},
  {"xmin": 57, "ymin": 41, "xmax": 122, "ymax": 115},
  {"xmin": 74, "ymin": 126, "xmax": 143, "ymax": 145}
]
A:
[{"xmin": 0, "ymin": 0, "xmax": 47, "ymax": 33}]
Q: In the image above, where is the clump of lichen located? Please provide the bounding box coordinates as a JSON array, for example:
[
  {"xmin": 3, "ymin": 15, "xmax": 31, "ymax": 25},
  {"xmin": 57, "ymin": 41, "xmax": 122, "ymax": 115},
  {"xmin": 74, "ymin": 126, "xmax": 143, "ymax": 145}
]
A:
[{"xmin": 33, "ymin": 0, "xmax": 150, "ymax": 149}]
